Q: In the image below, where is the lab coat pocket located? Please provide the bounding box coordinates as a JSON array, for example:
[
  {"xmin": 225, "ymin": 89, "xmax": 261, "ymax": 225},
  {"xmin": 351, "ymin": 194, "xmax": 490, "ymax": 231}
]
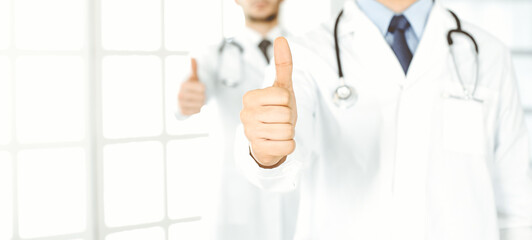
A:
[{"xmin": 442, "ymin": 98, "xmax": 486, "ymax": 155}]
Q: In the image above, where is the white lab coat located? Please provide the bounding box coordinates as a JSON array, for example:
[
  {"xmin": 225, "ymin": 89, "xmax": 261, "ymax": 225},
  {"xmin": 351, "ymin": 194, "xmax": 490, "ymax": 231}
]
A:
[
  {"xmin": 176, "ymin": 27, "xmax": 299, "ymax": 240},
  {"xmin": 235, "ymin": 1, "xmax": 532, "ymax": 239}
]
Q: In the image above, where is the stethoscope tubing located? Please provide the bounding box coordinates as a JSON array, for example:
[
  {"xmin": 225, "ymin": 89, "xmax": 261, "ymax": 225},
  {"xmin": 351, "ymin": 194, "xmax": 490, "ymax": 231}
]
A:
[{"xmin": 332, "ymin": 7, "xmax": 481, "ymax": 105}]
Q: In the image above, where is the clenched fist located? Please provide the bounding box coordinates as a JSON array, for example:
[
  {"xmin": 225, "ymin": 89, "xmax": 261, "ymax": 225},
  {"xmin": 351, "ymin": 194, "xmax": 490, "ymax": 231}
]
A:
[
  {"xmin": 240, "ymin": 37, "xmax": 297, "ymax": 168},
  {"xmin": 178, "ymin": 58, "xmax": 206, "ymax": 116}
]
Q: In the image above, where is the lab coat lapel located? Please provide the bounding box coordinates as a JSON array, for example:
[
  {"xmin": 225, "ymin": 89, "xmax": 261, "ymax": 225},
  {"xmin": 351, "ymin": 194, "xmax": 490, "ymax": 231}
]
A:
[
  {"xmin": 405, "ymin": 3, "xmax": 450, "ymax": 87},
  {"xmin": 341, "ymin": 1, "xmax": 406, "ymax": 86}
]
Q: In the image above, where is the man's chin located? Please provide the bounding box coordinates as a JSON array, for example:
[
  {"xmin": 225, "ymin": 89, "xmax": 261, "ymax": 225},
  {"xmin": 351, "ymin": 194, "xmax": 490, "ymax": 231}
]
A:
[{"xmin": 248, "ymin": 13, "xmax": 278, "ymax": 22}]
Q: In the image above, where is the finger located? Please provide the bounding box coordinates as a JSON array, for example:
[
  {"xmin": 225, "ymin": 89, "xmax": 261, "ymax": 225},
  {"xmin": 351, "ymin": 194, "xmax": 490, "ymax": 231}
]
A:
[
  {"xmin": 190, "ymin": 58, "xmax": 198, "ymax": 81},
  {"xmin": 244, "ymin": 123, "xmax": 293, "ymax": 141},
  {"xmin": 242, "ymin": 87, "xmax": 291, "ymax": 107},
  {"xmin": 255, "ymin": 106, "xmax": 292, "ymax": 124},
  {"xmin": 251, "ymin": 139, "xmax": 295, "ymax": 157},
  {"xmin": 181, "ymin": 107, "xmax": 201, "ymax": 115},
  {"xmin": 179, "ymin": 101, "xmax": 203, "ymax": 110},
  {"xmin": 273, "ymin": 37, "xmax": 293, "ymax": 91},
  {"xmin": 181, "ymin": 81, "xmax": 205, "ymax": 94},
  {"xmin": 179, "ymin": 97, "xmax": 203, "ymax": 109},
  {"xmin": 179, "ymin": 99, "xmax": 204, "ymax": 109},
  {"xmin": 179, "ymin": 92, "xmax": 205, "ymax": 103},
  {"xmin": 256, "ymin": 123, "xmax": 295, "ymax": 141}
]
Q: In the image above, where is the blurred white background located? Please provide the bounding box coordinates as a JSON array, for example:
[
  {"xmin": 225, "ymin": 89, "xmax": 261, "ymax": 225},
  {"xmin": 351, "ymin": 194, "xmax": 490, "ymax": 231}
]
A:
[{"xmin": 0, "ymin": 0, "xmax": 530, "ymax": 240}]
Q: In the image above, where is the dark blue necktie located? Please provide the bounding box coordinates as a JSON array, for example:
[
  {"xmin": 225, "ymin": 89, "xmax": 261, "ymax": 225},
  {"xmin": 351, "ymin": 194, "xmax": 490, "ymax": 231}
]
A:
[{"xmin": 388, "ymin": 15, "xmax": 413, "ymax": 74}]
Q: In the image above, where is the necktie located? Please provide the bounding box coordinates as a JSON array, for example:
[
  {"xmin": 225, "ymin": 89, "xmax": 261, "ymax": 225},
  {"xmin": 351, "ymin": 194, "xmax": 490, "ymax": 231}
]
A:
[
  {"xmin": 258, "ymin": 39, "xmax": 272, "ymax": 64},
  {"xmin": 388, "ymin": 15, "xmax": 413, "ymax": 74}
]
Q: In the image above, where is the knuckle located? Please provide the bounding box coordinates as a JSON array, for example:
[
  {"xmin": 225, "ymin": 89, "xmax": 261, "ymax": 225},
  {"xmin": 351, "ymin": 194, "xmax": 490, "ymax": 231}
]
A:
[
  {"xmin": 270, "ymin": 107, "xmax": 290, "ymax": 123},
  {"xmin": 282, "ymin": 124, "xmax": 295, "ymax": 139},
  {"xmin": 275, "ymin": 61, "xmax": 291, "ymax": 68},
  {"xmin": 279, "ymin": 107, "xmax": 291, "ymax": 119},
  {"xmin": 251, "ymin": 141, "xmax": 266, "ymax": 155},
  {"xmin": 275, "ymin": 88, "xmax": 291, "ymax": 105},
  {"xmin": 243, "ymin": 90, "xmax": 254, "ymax": 105},
  {"xmin": 255, "ymin": 107, "xmax": 266, "ymax": 121},
  {"xmin": 240, "ymin": 108, "xmax": 254, "ymax": 124},
  {"xmin": 285, "ymin": 140, "xmax": 296, "ymax": 154},
  {"xmin": 243, "ymin": 126, "xmax": 254, "ymax": 140}
]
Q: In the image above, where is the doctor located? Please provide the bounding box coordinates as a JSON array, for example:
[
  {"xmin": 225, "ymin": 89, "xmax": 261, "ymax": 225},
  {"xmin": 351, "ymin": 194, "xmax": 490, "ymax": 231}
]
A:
[
  {"xmin": 176, "ymin": 0, "xmax": 298, "ymax": 239},
  {"xmin": 237, "ymin": 0, "xmax": 532, "ymax": 239}
]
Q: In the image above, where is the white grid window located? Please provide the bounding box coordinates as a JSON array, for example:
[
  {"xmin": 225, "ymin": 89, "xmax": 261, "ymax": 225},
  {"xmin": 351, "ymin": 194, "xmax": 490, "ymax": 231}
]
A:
[
  {"xmin": 95, "ymin": 0, "xmax": 219, "ymax": 237},
  {"xmin": 0, "ymin": 151, "xmax": 13, "ymax": 240},
  {"xmin": 2, "ymin": 0, "xmax": 334, "ymax": 238},
  {"xmin": 17, "ymin": 148, "xmax": 87, "ymax": 238},
  {"xmin": 2, "ymin": 0, "xmax": 91, "ymax": 239}
]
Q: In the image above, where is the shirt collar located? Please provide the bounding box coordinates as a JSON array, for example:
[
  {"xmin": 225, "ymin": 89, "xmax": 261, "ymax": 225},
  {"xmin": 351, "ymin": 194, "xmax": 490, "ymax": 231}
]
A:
[{"xmin": 356, "ymin": 0, "xmax": 433, "ymax": 38}]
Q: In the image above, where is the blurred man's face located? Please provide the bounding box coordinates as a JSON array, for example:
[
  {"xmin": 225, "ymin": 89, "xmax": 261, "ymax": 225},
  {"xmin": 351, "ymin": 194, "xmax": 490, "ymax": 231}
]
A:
[{"xmin": 236, "ymin": 0, "xmax": 283, "ymax": 22}]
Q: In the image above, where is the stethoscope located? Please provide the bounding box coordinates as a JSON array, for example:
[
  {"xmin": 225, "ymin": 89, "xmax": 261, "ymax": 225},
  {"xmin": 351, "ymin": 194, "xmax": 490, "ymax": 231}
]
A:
[
  {"xmin": 332, "ymin": 8, "xmax": 481, "ymax": 108},
  {"xmin": 217, "ymin": 38, "xmax": 245, "ymax": 87}
]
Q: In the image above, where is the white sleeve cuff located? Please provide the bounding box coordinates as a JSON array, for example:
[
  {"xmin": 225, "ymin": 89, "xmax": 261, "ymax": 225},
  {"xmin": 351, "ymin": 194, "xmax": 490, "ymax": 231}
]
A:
[
  {"xmin": 234, "ymin": 124, "xmax": 302, "ymax": 192},
  {"xmin": 174, "ymin": 110, "xmax": 190, "ymax": 121}
]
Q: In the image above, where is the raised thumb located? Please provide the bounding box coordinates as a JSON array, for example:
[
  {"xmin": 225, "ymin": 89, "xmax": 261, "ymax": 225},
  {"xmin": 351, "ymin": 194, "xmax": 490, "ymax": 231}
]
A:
[
  {"xmin": 272, "ymin": 37, "xmax": 293, "ymax": 90},
  {"xmin": 189, "ymin": 58, "xmax": 198, "ymax": 81}
]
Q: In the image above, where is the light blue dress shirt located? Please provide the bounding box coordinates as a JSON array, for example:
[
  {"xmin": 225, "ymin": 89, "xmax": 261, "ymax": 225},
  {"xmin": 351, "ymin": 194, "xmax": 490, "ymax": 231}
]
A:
[{"xmin": 356, "ymin": 0, "xmax": 433, "ymax": 53}]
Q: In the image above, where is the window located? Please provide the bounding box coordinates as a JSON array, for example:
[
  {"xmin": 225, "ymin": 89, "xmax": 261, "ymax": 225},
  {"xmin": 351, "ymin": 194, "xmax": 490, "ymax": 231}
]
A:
[{"xmin": 1, "ymin": 0, "xmax": 334, "ymax": 239}]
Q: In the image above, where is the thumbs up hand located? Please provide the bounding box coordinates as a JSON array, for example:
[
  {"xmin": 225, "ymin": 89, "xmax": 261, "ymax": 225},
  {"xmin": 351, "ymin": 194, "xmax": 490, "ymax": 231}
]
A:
[
  {"xmin": 178, "ymin": 58, "xmax": 206, "ymax": 116},
  {"xmin": 240, "ymin": 37, "xmax": 297, "ymax": 168}
]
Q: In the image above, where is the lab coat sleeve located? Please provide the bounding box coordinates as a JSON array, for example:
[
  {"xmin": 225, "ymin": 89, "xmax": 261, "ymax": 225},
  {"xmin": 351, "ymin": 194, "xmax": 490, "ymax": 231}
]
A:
[
  {"xmin": 492, "ymin": 49, "xmax": 532, "ymax": 240},
  {"xmin": 234, "ymin": 43, "xmax": 318, "ymax": 192},
  {"xmin": 174, "ymin": 45, "xmax": 219, "ymax": 120}
]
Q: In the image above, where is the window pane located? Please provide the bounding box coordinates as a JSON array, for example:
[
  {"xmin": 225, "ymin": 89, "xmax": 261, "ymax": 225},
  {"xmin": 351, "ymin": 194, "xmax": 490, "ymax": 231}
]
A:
[
  {"xmin": 0, "ymin": 151, "xmax": 12, "ymax": 239},
  {"xmin": 106, "ymin": 227, "xmax": 165, "ymax": 240},
  {"xmin": 14, "ymin": 0, "xmax": 85, "ymax": 50},
  {"xmin": 443, "ymin": 1, "xmax": 532, "ymax": 50},
  {"xmin": 165, "ymin": 0, "xmax": 222, "ymax": 51},
  {"xmin": 165, "ymin": 56, "xmax": 209, "ymax": 135},
  {"xmin": 102, "ymin": 56, "xmax": 162, "ymax": 139},
  {"xmin": 103, "ymin": 142, "xmax": 164, "ymax": 227},
  {"xmin": 167, "ymin": 138, "xmax": 216, "ymax": 220},
  {"xmin": 0, "ymin": 0, "xmax": 10, "ymax": 49},
  {"xmin": 0, "ymin": 57, "xmax": 11, "ymax": 145},
  {"xmin": 169, "ymin": 221, "xmax": 209, "ymax": 240},
  {"xmin": 17, "ymin": 148, "xmax": 86, "ymax": 238},
  {"xmin": 527, "ymin": 115, "xmax": 532, "ymax": 163},
  {"xmin": 15, "ymin": 56, "xmax": 86, "ymax": 144},
  {"xmin": 102, "ymin": 0, "xmax": 161, "ymax": 50},
  {"xmin": 513, "ymin": 55, "xmax": 532, "ymax": 109}
]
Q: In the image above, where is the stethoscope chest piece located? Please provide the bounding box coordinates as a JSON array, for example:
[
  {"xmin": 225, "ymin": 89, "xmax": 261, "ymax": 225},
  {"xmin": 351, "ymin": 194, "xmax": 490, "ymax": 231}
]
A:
[{"xmin": 333, "ymin": 84, "xmax": 357, "ymax": 108}]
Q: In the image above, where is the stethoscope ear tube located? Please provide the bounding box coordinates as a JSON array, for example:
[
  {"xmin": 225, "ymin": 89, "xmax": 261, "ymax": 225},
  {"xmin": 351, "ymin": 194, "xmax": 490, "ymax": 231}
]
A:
[
  {"xmin": 334, "ymin": 10, "xmax": 345, "ymax": 79},
  {"xmin": 333, "ymin": 10, "xmax": 357, "ymax": 108},
  {"xmin": 445, "ymin": 10, "xmax": 481, "ymax": 101},
  {"xmin": 446, "ymin": 10, "xmax": 479, "ymax": 53}
]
